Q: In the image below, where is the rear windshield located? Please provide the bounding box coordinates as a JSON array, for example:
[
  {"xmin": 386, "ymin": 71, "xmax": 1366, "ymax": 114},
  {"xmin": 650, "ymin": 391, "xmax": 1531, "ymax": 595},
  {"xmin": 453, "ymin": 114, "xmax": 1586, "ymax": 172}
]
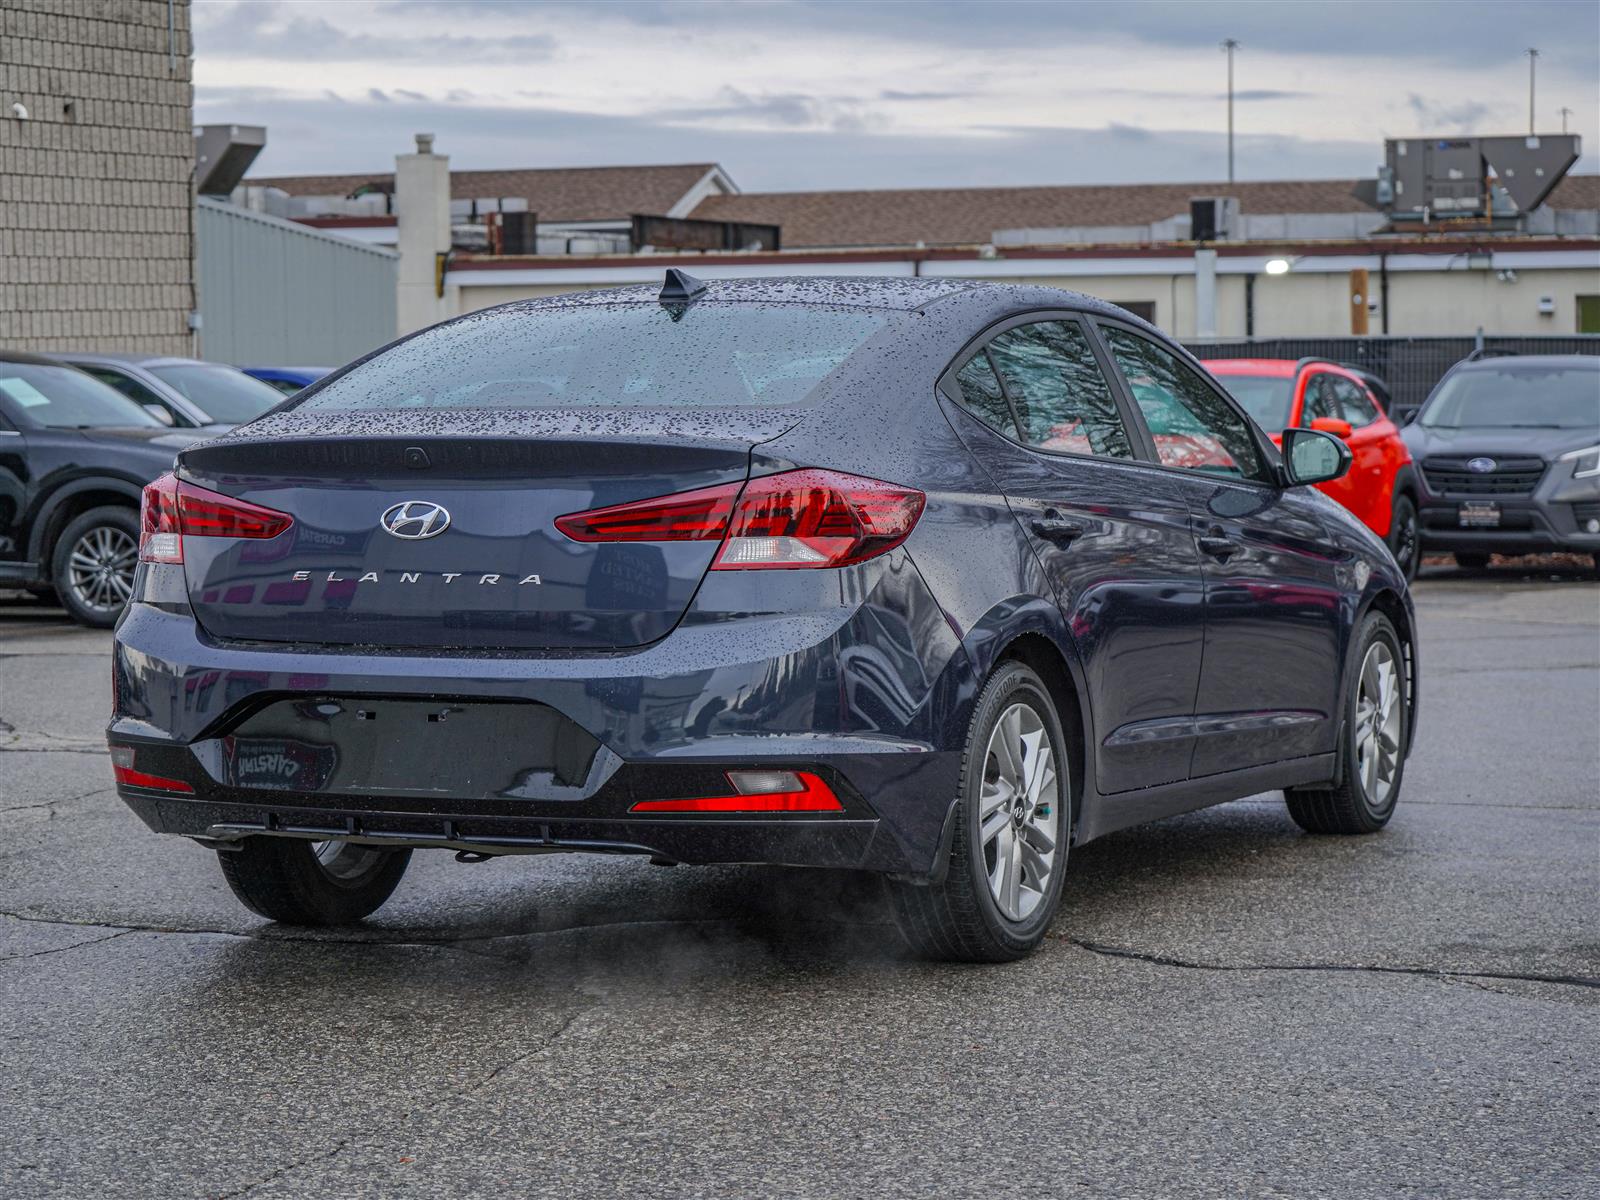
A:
[
  {"xmin": 148, "ymin": 364, "xmax": 285, "ymax": 425},
  {"xmin": 1421, "ymin": 364, "xmax": 1600, "ymax": 430},
  {"xmin": 297, "ymin": 302, "xmax": 893, "ymax": 411},
  {"xmin": 0, "ymin": 362, "xmax": 163, "ymax": 429},
  {"xmin": 1212, "ymin": 373, "xmax": 1293, "ymax": 430}
]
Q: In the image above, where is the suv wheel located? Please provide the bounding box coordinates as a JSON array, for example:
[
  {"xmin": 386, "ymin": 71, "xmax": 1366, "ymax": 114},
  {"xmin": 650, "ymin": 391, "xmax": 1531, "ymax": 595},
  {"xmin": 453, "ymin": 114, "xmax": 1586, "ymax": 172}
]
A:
[
  {"xmin": 217, "ymin": 838, "xmax": 412, "ymax": 925},
  {"xmin": 1285, "ymin": 612, "xmax": 1407, "ymax": 834},
  {"xmin": 1387, "ymin": 494, "xmax": 1419, "ymax": 581},
  {"xmin": 51, "ymin": 506, "xmax": 139, "ymax": 628},
  {"xmin": 888, "ymin": 661, "xmax": 1069, "ymax": 962}
]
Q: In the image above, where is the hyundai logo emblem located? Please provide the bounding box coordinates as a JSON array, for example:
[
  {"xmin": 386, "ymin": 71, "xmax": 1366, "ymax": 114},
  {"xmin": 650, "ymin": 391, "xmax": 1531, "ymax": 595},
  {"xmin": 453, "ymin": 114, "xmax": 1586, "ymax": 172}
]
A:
[
  {"xmin": 380, "ymin": 500, "xmax": 451, "ymax": 540},
  {"xmin": 1465, "ymin": 457, "xmax": 1498, "ymax": 474}
]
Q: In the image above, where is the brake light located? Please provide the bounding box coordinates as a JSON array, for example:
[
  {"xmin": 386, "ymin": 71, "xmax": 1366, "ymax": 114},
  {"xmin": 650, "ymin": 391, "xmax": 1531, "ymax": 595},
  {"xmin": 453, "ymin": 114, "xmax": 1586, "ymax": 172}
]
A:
[
  {"xmin": 554, "ymin": 469, "xmax": 924, "ymax": 570},
  {"xmin": 139, "ymin": 472, "xmax": 293, "ymax": 564},
  {"xmin": 630, "ymin": 770, "xmax": 842, "ymax": 813}
]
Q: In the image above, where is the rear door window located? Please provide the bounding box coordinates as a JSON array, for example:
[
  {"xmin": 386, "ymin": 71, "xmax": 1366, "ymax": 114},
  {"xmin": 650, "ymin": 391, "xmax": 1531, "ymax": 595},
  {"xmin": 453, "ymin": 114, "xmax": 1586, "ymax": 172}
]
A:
[{"xmin": 984, "ymin": 320, "xmax": 1136, "ymax": 459}]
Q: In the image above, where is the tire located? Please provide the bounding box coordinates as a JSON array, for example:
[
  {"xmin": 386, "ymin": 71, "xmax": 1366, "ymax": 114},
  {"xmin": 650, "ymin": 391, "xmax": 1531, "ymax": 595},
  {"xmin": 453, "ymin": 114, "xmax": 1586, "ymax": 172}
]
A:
[
  {"xmin": 1285, "ymin": 612, "xmax": 1408, "ymax": 835},
  {"xmin": 1454, "ymin": 551, "xmax": 1491, "ymax": 571},
  {"xmin": 217, "ymin": 838, "xmax": 412, "ymax": 925},
  {"xmin": 888, "ymin": 661, "xmax": 1070, "ymax": 962},
  {"xmin": 50, "ymin": 506, "xmax": 139, "ymax": 628},
  {"xmin": 1387, "ymin": 494, "xmax": 1420, "ymax": 582}
]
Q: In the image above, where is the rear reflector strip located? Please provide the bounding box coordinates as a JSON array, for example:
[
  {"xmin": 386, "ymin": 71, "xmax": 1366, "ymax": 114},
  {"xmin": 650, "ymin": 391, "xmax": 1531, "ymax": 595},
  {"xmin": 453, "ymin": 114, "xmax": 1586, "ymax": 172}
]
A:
[
  {"xmin": 112, "ymin": 764, "xmax": 195, "ymax": 794},
  {"xmin": 630, "ymin": 770, "xmax": 842, "ymax": 813}
]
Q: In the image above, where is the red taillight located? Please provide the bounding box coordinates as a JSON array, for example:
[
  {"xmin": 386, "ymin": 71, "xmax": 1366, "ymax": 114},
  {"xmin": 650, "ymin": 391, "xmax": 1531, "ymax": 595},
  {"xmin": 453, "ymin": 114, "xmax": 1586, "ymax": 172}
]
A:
[
  {"xmin": 139, "ymin": 472, "xmax": 293, "ymax": 564},
  {"xmin": 109, "ymin": 747, "xmax": 194, "ymax": 794},
  {"xmin": 553, "ymin": 480, "xmax": 740, "ymax": 543},
  {"xmin": 554, "ymin": 469, "xmax": 924, "ymax": 570},
  {"xmin": 630, "ymin": 770, "xmax": 842, "ymax": 813}
]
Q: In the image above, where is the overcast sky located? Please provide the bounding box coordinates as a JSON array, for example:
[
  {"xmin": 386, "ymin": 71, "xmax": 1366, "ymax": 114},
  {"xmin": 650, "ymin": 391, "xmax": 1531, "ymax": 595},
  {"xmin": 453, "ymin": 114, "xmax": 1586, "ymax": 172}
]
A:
[{"xmin": 194, "ymin": 0, "xmax": 1600, "ymax": 191}]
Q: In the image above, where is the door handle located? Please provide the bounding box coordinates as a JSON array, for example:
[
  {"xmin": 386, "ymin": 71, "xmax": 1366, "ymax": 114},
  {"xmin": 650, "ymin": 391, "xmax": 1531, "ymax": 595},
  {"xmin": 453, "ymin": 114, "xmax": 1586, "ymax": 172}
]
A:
[
  {"xmin": 1196, "ymin": 527, "xmax": 1236, "ymax": 559},
  {"xmin": 1030, "ymin": 512, "xmax": 1087, "ymax": 544}
]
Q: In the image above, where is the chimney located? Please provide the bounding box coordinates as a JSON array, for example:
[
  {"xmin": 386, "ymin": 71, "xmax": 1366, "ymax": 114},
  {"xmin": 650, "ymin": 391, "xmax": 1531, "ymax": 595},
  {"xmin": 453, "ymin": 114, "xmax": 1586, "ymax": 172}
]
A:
[{"xmin": 394, "ymin": 132, "xmax": 455, "ymax": 335}]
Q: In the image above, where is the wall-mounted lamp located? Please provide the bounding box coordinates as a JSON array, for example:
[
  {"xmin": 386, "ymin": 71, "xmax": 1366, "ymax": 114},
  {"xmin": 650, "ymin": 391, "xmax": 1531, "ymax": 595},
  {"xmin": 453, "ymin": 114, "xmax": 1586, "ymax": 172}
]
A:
[
  {"xmin": 1263, "ymin": 257, "xmax": 1293, "ymax": 276},
  {"xmin": 1496, "ymin": 268, "xmax": 1519, "ymax": 283}
]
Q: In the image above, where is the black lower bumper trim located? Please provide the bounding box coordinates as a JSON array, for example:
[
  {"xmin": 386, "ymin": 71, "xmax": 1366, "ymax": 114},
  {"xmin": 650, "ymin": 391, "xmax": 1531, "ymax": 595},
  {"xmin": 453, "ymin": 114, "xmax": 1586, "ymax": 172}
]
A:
[{"xmin": 121, "ymin": 792, "xmax": 884, "ymax": 870}]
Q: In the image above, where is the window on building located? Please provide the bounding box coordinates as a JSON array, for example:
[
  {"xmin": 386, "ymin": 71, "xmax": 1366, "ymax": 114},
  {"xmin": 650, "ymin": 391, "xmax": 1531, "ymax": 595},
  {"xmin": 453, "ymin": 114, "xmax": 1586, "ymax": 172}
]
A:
[
  {"xmin": 1103, "ymin": 326, "xmax": 1268, "ymax": 482},
  {"xmin": 1578, "ymin": 295, "xmax": 1600, "ymax": 334},
  {"xmin": 985, "ymin": 320, "xmax": 1136, "ymax": 459}
]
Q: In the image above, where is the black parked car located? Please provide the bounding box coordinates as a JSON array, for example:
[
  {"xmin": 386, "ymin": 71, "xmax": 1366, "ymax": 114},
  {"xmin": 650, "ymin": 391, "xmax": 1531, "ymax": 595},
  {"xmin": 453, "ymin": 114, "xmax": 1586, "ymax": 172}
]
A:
[
  {"xmin": 109, "ymin": 277, "xmax": 1417, "ymax": 962},
  {"xmin": 1401, "ymin": 355, "xmax": 1600, "ymax": 568},
  {"xmin": 0, "ymin": 352, "xmax": 202, "ymax": 626}
]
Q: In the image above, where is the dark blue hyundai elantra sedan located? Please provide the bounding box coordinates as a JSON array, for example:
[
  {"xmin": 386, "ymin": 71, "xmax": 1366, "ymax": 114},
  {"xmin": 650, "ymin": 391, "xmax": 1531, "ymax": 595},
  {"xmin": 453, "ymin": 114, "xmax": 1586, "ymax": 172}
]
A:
[{"xmin": 109, "ymin": 275, "xmax": 1417, "ymax": 961}]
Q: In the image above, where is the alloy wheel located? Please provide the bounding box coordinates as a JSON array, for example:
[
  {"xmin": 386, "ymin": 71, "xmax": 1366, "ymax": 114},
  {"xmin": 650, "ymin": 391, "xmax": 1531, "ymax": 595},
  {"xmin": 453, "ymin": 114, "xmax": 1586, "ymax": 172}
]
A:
[
  {"xmin": 66, "ymin": 525, "xmax": 137, "ymax": 616},
  {"xmin": 978, "ymin": 701, "xmax": 1061, "ymax": 922},
  {"xmin": 312, "ymin": 840, "xmax": 386, "ymax": 883},
  {"xmin": 1354, "ymin": 642, "xmax": 1403, "ymax": 808},
  {"xmin": 1392, "ymin": 506, "xmax": 1419, "ymax": 576}
]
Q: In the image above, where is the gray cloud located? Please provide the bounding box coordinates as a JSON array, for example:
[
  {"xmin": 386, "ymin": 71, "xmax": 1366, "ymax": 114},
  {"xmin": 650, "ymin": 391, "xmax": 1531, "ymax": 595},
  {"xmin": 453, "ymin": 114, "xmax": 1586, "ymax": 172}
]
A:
[
  {"xmin": 1405, "ymin": 94, "xmax": 1496, "ymax": 132},
  {"xmin": 377, "ymin": 0, "xmax": 1599, "ymax": 72},
  {"xmin": 195, "ymin": 0, "xmax": 558, "ymax": 65},
  {"xmin": 658, "ymin": 87, "xmax": 884, "ymax": 134},
  {"xmin": 201, "ymin": 86, "xmax": 1386, "ymax": 191}
]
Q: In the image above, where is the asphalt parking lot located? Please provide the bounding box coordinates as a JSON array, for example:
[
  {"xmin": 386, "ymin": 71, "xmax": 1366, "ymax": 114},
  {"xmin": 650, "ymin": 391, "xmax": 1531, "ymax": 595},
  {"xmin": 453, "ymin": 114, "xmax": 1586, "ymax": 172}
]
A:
[{"xmin": 2, "ymin": 565, "xmax": 1596, "ymax": 1199}]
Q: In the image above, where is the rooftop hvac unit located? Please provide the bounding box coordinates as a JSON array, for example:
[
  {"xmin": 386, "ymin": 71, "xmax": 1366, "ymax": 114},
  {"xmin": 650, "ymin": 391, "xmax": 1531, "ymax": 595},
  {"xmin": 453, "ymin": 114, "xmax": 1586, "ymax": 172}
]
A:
[
  {"xmin": 194, "ymin": 124, "xmax": 266, "ymax": 197},
  {"xmin": 1189, "ymin": 197, "xmax": 1239, "ymax": 241},
  {"xmin": 1355, "ymin": 135, "xmax": 1581, "ymax": 222}
]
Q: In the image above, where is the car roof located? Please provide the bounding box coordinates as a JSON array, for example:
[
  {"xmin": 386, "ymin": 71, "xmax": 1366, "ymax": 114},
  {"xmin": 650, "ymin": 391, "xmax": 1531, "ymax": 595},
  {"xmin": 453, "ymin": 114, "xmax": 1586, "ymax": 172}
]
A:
[
  {"xmin": 0, "ymin": 349, "xmax": 80, "ymax": 368},
  {"xmin": 511, "ymin": 276, "xmax": 980, "ymax": 313},
  {"xmin": 57, "ymin": 352, "xmax": 205, "ymax": 368},
  {"xmin": 1204, "ymin": 359, "xmax": 1299, "ymax": 377},
  {"xmin": 1456, "ymin": 354, "xmax": 1599, "ymax": 371}
]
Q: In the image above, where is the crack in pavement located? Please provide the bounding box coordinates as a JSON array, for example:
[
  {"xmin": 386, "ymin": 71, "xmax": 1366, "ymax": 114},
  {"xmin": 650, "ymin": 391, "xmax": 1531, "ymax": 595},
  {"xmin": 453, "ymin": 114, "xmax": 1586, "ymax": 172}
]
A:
[
  {"xmin": 213, "ymin": 1139, "xmax": 352, "ymax": 1200},
  {"xmin": 5, "ymin": 907, "xmax": 1593, "ymax": 993},
  {"xmin": 1064, "ymin": 937, "xmax": 1600, "ymax": 991},
  {"xmin": 0, "ymin": 928, "xmax": 137, "ymax": 964},
  {"xmin": 0, "ymin": 785, "xmax": 116, "ymax": 817},
  {"xmin": 0, "ymin": 908, "xmax": 751, "ymax": 964}
]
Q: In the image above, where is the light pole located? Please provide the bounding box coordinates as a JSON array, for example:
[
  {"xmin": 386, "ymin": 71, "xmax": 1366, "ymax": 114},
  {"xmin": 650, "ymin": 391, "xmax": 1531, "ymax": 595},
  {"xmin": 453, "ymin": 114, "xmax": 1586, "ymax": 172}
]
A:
[
  {"xmin": 1221, "ymin": 38, "xmax": 1239, "ymax": 183},
  {"xmin": 1526, "ymin": 47, "xmax": 1539, "ymax": 134}
]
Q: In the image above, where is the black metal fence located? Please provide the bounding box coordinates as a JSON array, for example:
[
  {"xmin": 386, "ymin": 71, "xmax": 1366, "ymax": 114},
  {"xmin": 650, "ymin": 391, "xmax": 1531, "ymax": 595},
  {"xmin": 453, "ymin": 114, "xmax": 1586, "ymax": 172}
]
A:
[{"xmin": 1185, "ymin": 335, "xmax": 1600, "ymax": 417}]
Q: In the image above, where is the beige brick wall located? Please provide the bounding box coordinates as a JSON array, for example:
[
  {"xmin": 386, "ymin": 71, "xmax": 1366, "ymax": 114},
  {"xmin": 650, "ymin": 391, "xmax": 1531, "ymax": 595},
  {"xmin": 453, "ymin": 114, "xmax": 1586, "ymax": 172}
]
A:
[{"xmin": 0, "ymin": 0, "xmax": 195, "ymax": 354}]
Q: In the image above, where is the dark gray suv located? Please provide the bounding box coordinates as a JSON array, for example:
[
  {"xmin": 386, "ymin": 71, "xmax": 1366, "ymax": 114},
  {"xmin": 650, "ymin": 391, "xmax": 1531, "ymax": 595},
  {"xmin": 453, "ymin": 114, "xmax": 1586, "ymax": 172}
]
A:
[{"xmin": 1402, "ymin": 355, "xmax": 1600, "ymax": 569}]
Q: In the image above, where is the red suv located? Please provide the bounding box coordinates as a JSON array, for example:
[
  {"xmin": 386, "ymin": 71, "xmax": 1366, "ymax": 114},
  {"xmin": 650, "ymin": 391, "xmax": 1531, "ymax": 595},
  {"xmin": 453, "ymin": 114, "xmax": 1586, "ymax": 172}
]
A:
[{"xmin": 1206, "ymin": 359, "xmax": 1419, "ymax": 579}]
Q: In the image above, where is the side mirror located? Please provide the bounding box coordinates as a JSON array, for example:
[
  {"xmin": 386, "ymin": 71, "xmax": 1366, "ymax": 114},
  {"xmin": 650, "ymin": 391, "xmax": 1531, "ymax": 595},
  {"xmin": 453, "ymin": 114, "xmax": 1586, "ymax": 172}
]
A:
[
  {"xmin": 1310, "ymin": 416, "xmax": 1354, "ymax": 439},
  {"xmin": 143, "ymin": 404, "xmax": 175, "ymax": 427},
  {"xmin": 1281, "ymin": 427, "xmax": 1352, "ymax": 486}
]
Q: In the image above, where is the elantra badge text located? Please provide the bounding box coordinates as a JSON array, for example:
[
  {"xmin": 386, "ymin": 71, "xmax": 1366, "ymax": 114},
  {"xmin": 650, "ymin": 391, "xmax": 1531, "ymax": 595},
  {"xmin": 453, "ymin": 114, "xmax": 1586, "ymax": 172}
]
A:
[
  {"xmin": 289, "ymin": 570, "xmax": 543, "ymax": 585},
  {"xmin": 380, "ymin": 500, "xmax": 451, "ymax": 540}
]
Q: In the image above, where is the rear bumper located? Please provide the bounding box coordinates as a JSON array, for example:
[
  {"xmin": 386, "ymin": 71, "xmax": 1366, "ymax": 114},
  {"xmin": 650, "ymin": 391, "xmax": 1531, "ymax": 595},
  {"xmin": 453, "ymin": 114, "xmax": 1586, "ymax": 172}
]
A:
[{"xmin": 108, "ymin": 553, "xmax": 970, "ymax": 875}]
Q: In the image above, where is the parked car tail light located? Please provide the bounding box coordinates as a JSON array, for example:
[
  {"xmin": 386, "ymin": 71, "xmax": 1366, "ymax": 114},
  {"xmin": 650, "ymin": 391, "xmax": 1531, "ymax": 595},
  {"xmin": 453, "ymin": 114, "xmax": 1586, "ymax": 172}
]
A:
[
  {"xmin": 139, "ymin": 472, "xmax": 294, "ymax": 564},
  {"xmin": 555, "ymin": 469, "xmax": 924, "ymax": 570},
  {"xmin": 109, "ymin": 746, "xmax": 193, "ymax": 794},
  {"xmin": 630, "ymin": 770, "xmax": 842, "ymax": 813}
]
